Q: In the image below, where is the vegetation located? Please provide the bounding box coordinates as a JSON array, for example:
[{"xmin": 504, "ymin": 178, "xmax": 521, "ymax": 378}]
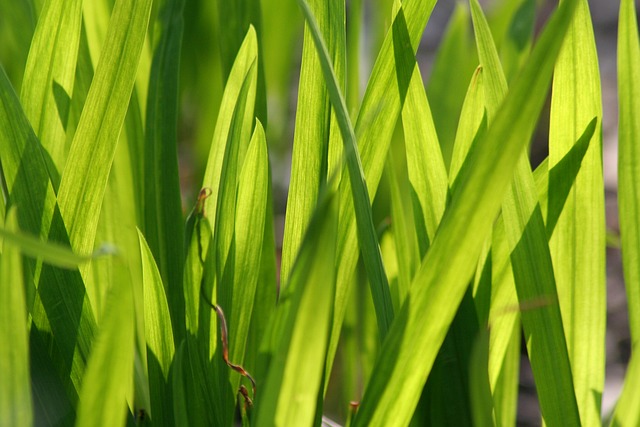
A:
[{"xmin": 0, "ymin": 0, "xmax": 638, "ymax": 425}]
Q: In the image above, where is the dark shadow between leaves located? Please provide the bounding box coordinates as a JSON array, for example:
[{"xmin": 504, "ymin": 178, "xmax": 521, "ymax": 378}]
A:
[
  {"xmin": 52, "ymin": 80, "xmax": 71, "ymax": 132},
  {"xmin": 546, "ymin": 116, "xmax": 598, "ymax": 237}
]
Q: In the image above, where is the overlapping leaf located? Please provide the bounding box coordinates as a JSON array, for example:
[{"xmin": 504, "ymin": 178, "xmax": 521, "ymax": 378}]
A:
[{"xmin": 353, "ymin": 0, "xmax": 580, "ymax": 423}]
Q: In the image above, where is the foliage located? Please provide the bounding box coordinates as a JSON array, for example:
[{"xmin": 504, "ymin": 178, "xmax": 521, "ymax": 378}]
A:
[{"xmin": 0, "ymin": 0, "xmax": 637, "ymax": 425}]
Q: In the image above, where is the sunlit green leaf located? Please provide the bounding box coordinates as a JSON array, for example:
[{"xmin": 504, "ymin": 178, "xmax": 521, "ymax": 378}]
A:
[
  {"xmin": 254, "ymin": 192, "xmax": 337, "ymax": 426},
  {"xmin": 20, "ymin": 0, "xmax": 83, "ymax": 178},
  {"xmin": 353, "ymin": 1, "xmax": 579, "ymax": 424},
  {"xmin": 0, "ymin": 209, "xmax": 32, "ymax": 427},
  {"xmin": 57, "ymin": 0, "xmax": 153, "ymax": 258},
  {"xmin": 75, "ymin": 273, "xmax": 135, "ymax": 427},
  {"xmin": 138, "ymin": 230, "xmax": 174, "ymax": 426},
  {"xmin": 618, "ymin": 0, "xmax": 640, "ymax": 348},
  {"xmin": 549, "ymin": 1, "xmax": 605, "ymax": 424}
]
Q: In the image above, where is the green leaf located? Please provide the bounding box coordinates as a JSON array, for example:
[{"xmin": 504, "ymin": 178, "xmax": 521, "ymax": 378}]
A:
[
  {"xmin": 297, "ymin": 0, "xmax": 394, "ymax": 338},
  {"xmin": 199, "ymin": 26, "xmax": 257, "ymax": 264},
  {"xmin": 548, "ymin": 1, "xmax": 605, "ymax": 423},
  {"xmin": 546, "ymin": 117, "xmax": 597, "ymax": 236},
  {"xmin": 0, "ymin": 65, "xmax": 57, "ymax": 240},
  {"xmin": 281, "ymin": 0, "xmax": 345, "ymax": 285},
  {"xmin": 618, "ymin": 0, "xmax": 640, "ymax": 347},
  {"xmin": 226, "ymin": 121, "xmax": 269, "ymax": 388},
  {"xmin": 353, "ymin": 0, "xmax": 579, "ymax": 424},
  {"xmin": 426, "ymin": 3, "xmax": 477, "ymax": 168},
  {"xmin": 449, "ymin": 66, "xmax": 485, "ymax": 186},
  {"xmin": 610, "ymin": 345, "xmax": 640, "ymax": 427},
  {"xmin": 171, "ymin": 341, "xmax": 189, "ymax": 426},
  {"xmin": 386, "ymin": 146, "xmax": 419, "ymax": 308},
  {"xmin": 143, "ymin": 0, "xmax": 187, "ymax": 343},
  {"xmin": 75, "ymin": 270, "xmax": 135, "ymax": 427},
  {"xmin": 395, "ymin": 7, "xmax": 448, "ymax": 255},
  {"xmin": 1, "ymin": 63, "xmax": 96, "ymax": 403},
  {"xmin": 325, "ymin": 0, "xmax": 437, "ymax": 376},
  {"xmin": 469, "ymin": 328, "xmax": 493, "ymax": 427},
  {"xmin": 208, "ymin": 57, "xmax": 259, "ymax": 426},
  {"xmin": 499, "ymin": 0, "xmax": 536, "ymax": 82},
  {"xmin": 0, "ymin": 209, "xmax": 33, "ymax": 427},
  {"xmin": 470, "ymin": 0, "xmax": 581, "ymax": 423},
  {"xmin": 0, "ymin": 0, "xmax": 35, "ymax": 91},
  {"xmin": 254, "ymin": 192, "xmax": 337, "ymax": 427},
  {"xmin": 0, "ymin": 223, "xmax": 115, "ymax": 269},
  {"xmin": 20, "ymin": 0, "xmax": 83, "ymax": 177},
  {"xmin": 217, "ymin": 0, "xmax": 266, "ymax": 124},
  {"xmin": 57, "ymin": 0, "xmax": 153, "ymax": 257},
  {"xmin": 171, "ymin": 337, "xmax": 217, "ymax": 427},
  {"xmin": 244, "ymin": 166, "xmax": 278, "ymax": 375},
  {"xmin": 138, "ymin": 229, "xmax": 175, "ymax": 426}
]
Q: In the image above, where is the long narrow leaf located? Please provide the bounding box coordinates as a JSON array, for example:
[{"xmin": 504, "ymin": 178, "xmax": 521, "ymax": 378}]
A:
[
  {"xmin": 254, "ymin": 193, "xmax": 337, "ymax": 426},
  {"xmin": 353, "ymin": 1, "xmax": 579, "ymax": 424},
  {"xmin": 297, "ymin": 0, "xmax": 394, "ymax": 338},
  {"xmin": 610, "ymin": 346, "xmax": 640, "ymax": 426},
  {"xmin": 0, "ymin": 225, "xmax": 113, "ymax": 269},
  {"xmin": 618, "ymin": 0, "xmax": 640, "ymax": 347},
  {"xmin": 0, "ymin": 209, "xmax": 32, "ymax": 427},
  {"xmin": 143, "ymin": 0, "xmax": 186, "ymax": 343},
  {"xmin": 548, "ymin": 1, "xmax": 605, "ymax": 423},
  {"xmin": 470, "ymin": 0, "xmax": 580, "ymax": 423},
  {"xmin": 75, "ymin": 273, "xmax": 135, "ymax": 427},
  {"xmin": 20, "ymin": 0, "xmax": 83, "ymax": 177},
  {"xmin": 280, "ymin": 0, "xmax": 345, "ymax": 285},
  {"xmin": 138, "ymin": 230, "xmax": 175, "ymax": 426},
  {"xmin": 325, "ymin": 0, "xmax": 437, "ymax": 373},
  {"xmin": 1, "ymin": 64, "xmax": 96, "ymax": 402},
  {"xmin": 226, "ymin": 121, "xmax": 269, "ymax": 397},
  {"xmin": 57, "ymin": 0, "xmax": 153, "ymax": 257}
]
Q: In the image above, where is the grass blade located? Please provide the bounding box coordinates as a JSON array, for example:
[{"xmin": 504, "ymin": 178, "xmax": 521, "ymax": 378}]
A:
[
  {"xmin": 470, "ymin": 0, "xmax": 580, "ymax": 423},
  {"xmin": 0, "ymin": 209, "xmax": 33, "ymax": 427},
  {"xmin": 226, "ymin": 121, "xmax": 269, "ymax": 399},
  {"xmin": 143, "ymin": 0, "xmax": 186, "ymax": 342},
  {"xmin": 618, "ymin": 0, "xmax": 640, "ymax": 347},
  {"xmin": 138, "ymin": 230, "xmax": 175, "ymax": 425},
  {"xmin": 426, "ymin": 3, "xmax": 477, "ymax": 168},
  {"xmin": 449, "ymin": 66, "xmax": 485, "ymax": 185},
  {"xmin": 0, "ymin": 0, "xmax": 36, "ymax": 91},
  {"xmin": 353, "ymin": 1, "xmax": 579, "ymax": 424},
  {"xmin": 0, "ymin": 64, "xmax": 96, "ymax": 402},
  {"xmin": 20, "ymin": 0, "xmax": 83, "ymax": 178},
  {"xmin": 548, "ymin": 1, "xmax": 605, "ymax": 423},
  {"xmin": 281, "ymin": 0, "xmax": 345, "ymax": 285},
  {"xmin": 57, "ymin": 0, "xmax": 153, "ymax": 257},
  {"xmin": 0, "ymin": 224, "xmax": 114, "ymax": 269},
  {"xmin": 75, "ymin": 271, "xmax": 134, "ymax": 427},
  {"xmin": 610, "ymin": 346, "xmax": 640, "ymax": 426},
  {"xmin": 499, "ymin": 0, "xmax": 536, "ymax": 82},
  {"xmin": 297, "ymin": 0, "xmax": 394, "ymax": 338},
  {"xmin": 469, "ymin": 328, "xmax": 493, "ymax": 427},
  {"xmin": 324, "ymin": 0, "xmax": 437, "ymax": 376},
  {"xmin": 395, "ymin": 7, "xmax": 448, "ymax": 255},
  {"xmin": 254, "ymin": 193, "xmax": 337, "ymax": 426},
  {"xmin": 199, "ymin": 26, "xmax": 257, "ymax": 258}
]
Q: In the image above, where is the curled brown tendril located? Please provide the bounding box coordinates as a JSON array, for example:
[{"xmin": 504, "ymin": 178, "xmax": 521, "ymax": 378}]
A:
[
  {"xmin": 194, "ymin": 187, "xmax": 257, "ymax": 409},
  {"xmin": 195, "ymin": 187, "xmax": 213, "ymax": 216}
]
